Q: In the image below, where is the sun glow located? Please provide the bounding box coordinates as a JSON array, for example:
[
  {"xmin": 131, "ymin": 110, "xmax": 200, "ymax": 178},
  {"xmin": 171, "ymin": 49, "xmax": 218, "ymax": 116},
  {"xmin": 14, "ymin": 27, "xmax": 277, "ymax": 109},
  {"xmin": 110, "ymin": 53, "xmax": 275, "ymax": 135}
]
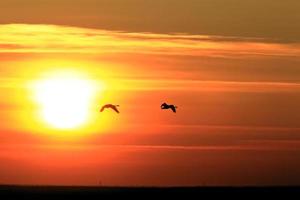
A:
[{"xmin": 34, "ymin": 73, "xmax": 97, "ymax": 129}]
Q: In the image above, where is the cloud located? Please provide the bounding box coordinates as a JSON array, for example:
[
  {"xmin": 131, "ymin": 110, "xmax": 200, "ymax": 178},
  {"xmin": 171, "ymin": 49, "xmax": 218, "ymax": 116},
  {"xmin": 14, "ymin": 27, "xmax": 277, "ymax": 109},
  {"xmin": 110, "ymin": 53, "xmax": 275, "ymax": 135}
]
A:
[
  {"xmin": 0, "ymin": 24, "xmax": 299, "ymax": 57},
  {"xmin": 111, "ymin": 79, "xmax": 300, "ymax": 92}
]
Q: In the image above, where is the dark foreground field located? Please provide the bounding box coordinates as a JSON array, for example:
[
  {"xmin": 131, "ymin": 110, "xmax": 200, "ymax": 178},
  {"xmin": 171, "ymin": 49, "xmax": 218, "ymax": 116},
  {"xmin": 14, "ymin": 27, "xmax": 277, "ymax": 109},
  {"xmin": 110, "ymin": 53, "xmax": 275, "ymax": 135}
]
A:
[{"xmin": 1, "ymin": 185, "xmax": 300, "ymax": 199}]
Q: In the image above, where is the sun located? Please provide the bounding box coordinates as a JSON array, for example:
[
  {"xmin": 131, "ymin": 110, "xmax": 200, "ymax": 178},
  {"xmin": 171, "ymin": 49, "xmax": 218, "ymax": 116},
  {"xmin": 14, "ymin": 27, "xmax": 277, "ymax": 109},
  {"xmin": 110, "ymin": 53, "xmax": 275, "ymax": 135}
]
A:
[{"xmin": 34, "ymin": 73, "xmax": 97, "ymax": 129}]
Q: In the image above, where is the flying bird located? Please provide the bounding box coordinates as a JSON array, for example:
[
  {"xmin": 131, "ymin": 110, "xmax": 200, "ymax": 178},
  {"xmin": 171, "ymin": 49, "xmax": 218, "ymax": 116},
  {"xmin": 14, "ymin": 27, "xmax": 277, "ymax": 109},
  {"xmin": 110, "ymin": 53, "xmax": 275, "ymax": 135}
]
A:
[
  {"xmin": 161, "ymin": 102, "xmax": 177, "ymax": 113},
  {"xmin": 100, "ymin": 104, "xmax": 120, "ymax": 113}
]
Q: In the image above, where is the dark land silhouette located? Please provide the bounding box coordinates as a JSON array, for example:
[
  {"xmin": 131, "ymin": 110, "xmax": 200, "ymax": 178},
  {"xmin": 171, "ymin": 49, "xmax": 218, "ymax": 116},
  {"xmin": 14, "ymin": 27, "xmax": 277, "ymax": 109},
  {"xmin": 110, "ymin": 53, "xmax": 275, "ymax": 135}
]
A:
[{"xmin": 0, "ymin": 185, "xmax": 299, "ymax": 199}]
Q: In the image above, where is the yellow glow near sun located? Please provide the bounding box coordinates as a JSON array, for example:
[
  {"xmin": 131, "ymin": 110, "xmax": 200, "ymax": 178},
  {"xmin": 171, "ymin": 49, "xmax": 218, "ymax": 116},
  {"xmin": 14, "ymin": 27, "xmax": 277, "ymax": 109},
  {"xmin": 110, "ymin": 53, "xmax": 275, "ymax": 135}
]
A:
[{"xmin": 34, "ymin": 72, "xmax": 98, "ymax": 129}]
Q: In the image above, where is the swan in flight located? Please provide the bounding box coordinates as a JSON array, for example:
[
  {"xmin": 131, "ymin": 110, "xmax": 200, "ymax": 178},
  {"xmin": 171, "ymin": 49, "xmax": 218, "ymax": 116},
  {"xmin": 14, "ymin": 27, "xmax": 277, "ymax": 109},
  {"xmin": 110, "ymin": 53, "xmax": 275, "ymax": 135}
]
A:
[
  {"xmin": 161, "ymin": 102, "xmax": 177, "ymax": 113},
  {"xmin": 100, "ymin": 104, "xmax": 120, "ymax": 113}
]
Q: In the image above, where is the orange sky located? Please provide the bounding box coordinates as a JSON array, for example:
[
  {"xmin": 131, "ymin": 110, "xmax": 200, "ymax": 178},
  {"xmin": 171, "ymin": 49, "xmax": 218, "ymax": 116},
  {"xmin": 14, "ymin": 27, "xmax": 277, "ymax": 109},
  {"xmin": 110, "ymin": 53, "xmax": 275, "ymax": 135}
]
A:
[{"xmin": 0, "ymin": 1, "xmax": 300, "ymax": 186}]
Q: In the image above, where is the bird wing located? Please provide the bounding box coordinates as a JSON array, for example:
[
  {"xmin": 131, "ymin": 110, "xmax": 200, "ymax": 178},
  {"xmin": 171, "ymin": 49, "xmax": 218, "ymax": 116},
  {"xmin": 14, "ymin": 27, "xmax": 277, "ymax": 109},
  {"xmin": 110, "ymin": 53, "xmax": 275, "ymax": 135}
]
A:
[
  {"xmin": 111, "ymin": 106, "xmax": 120, "ymax": 113},
  {"xmin": 161, "ymin": 104, "xmax": 168, "ymax": 109},
  {"xmin": 171, "ymin": 106, "xmax": 176, "ymax": 113},
  {"xmin": 100, "ymin": 105, "xmax": 106, "ymax": 112},
  {"xmin": 100, "ymin": 104, "xmax": 111, "ymax": 112}
]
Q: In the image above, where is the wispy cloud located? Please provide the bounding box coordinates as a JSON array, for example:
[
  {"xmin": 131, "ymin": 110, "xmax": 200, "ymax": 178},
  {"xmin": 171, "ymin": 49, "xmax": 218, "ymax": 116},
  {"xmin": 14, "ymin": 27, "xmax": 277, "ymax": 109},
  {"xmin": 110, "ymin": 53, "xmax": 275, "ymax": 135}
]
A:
[
  {"xmin": 111, "ymin": 79, "xmax": 300, "ymax": 92},
  {"xmin": 0, "ymin": 24, "xmax": 299, "ymax": 57}
]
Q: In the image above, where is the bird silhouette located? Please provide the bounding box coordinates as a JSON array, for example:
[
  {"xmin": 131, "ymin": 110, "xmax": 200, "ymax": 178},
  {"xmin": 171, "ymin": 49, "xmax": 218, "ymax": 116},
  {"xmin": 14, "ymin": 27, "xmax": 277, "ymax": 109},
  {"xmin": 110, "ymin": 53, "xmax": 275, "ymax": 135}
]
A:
[
  {"xmin": 100, "ymin": 104, "xmax": 120, "ymax": 113},
  {"xmin": 161, "ymin": 102, "xmax": 177, "ymax": 113}
]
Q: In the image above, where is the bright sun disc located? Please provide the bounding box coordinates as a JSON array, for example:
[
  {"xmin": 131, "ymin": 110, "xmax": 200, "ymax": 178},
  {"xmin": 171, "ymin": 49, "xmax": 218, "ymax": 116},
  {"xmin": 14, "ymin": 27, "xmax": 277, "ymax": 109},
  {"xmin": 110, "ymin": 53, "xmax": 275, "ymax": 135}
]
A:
[{"xmin": 34, "ymin": 76, "xmax": 95, "ymax": 129}]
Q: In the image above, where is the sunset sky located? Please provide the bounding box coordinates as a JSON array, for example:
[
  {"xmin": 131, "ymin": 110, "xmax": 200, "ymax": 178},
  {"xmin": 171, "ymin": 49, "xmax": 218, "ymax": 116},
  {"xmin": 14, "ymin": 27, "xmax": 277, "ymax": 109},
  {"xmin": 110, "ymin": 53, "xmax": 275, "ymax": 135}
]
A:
[{"xmin": 0, "ymin": 0, "xmax": 300, "ymax": 186}]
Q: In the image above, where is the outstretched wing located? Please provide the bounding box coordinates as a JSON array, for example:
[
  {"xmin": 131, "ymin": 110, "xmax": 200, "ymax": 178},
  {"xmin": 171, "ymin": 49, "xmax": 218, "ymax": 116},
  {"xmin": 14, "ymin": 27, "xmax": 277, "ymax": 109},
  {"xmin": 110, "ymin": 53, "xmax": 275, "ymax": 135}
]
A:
[
  {"xmin": 171, "ymin": 105, "xmax": 176, "ymax": 113},
  {"xmin": 111, "ymin": 106, "xmax": 120, "ymax": 113},
  {"xmin": 100, "ymin": 105, "xmax": 106, "ymax": 112},
  {"xmin": 161, "ymin": 103, "xmax": 168, "ymax": 109}
]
